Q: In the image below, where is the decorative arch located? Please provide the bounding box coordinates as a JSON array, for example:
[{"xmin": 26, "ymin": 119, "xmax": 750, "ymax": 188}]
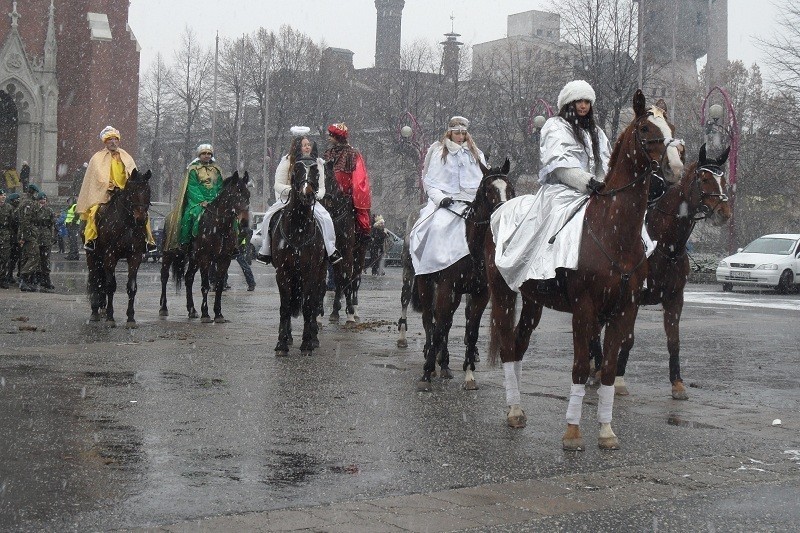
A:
[{"xmin": 0, "ymin": 78, "xmax": 37, "ymax": 123}]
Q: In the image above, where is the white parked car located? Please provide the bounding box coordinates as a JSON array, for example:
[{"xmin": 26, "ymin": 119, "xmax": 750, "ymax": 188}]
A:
[{"xmin": 715, "ymin": 233, "xmax": 800, "ymax": 293}]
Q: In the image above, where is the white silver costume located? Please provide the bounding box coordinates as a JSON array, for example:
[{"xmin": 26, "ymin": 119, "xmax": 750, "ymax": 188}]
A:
[
  {"xmin": 491, "ymin": 116, "xmax": 612, "ymax": 291},
  {"xmin": 257, "ymin": 155, "xmax": 337, "ymax": 257},
  {"xmin": 409, "ymin": 139, "xmax": 486, "ymax": 275}
]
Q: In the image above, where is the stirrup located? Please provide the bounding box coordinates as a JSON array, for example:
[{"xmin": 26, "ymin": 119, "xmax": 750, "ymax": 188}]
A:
[
  {"xmin": 255, "ymin": 253, "xmax": 271, "ymax": 265},
  {"xmin": 83, "ymin": 240, "xmax": 96, "ymax": 251},
  {"xmin": 329, "ymin": 250, "xmax": 343, "ymax": 265},
  {"xmin": 146, "ymin": 242, "xmax": 158, "ymax": 254}
]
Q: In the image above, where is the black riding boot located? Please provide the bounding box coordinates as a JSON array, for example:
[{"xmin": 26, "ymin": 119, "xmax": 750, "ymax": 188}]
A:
[{"xmin": 40, "ymin": 274, "xmax": 55, "ymax": 292}]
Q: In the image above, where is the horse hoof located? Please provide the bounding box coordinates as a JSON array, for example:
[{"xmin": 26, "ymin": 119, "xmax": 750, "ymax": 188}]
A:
[
  {"xmin": 598, "ymin": 436, "xmax": 620, "ymax": 450},
  {"xmin": 439, "ymin": 368, "xmax": 453, "ymax": 380},
  {"xmin": 672, "ymin": 381, "xmax": 689, "ymax": 400},
  {"xmin": 125, "ymin": 321, "xmax": 137, "ymax": 329},
  {"xmin": 615, "ymin": 384, "xmax": 630, "ymax": 396},
  {"xmin": 397, "ymin": 339, "xmax": 408, "ymax": 348},
  {"xmin": 562, "ymin": 425, "xmax": 583, "ymax": 450},
  {"xmin": 301, "ymin": 350, "xmax": 313, "ymax": 356},
  {"xmin": 275, "ymin": 350, "xmax": 289, "ymax": 357},
  {"xmin": 329, "ymin": 314, "xmax": 340, "ymax": 323},
  {"xmin": 214, "ymin": 317, "xmax": 228, "ymax": 324},
  {"xmin": 463, "ymin": 379, "xmax": 479, "ymax": 391},
  {"xmin": 562, "ymin": 438, "xmax": 585, "ymax": 451},
  {"xmin": 201, "ymin": 316, "xmax": 213, "ymax": 324},
  {"xmin": 106, "ymin": 320, "xmax": 116, "ymax": 328},
  {"xmin": 89, "ymin": 314, "xmax": 101, "ymax": 322},
  {"xmin": 507, "ymin": 407, "xmax": 527, "ymax": 428},
  {"xmin": 159, "ymin": 309, "xmax": 168, "ymax": 317},
  {"xmin": 417, "ymin": 380, "xmax": 432, "ymax": 392},
  {"xmin": 188, "ymin": 311, "xmax": 198, "ymax": 319}
]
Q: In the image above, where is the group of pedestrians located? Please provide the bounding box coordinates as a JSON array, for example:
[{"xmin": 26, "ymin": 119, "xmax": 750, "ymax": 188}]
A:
[{"xmin": 0, "ymin": 182, "xmax": 56, "ymax": 292}]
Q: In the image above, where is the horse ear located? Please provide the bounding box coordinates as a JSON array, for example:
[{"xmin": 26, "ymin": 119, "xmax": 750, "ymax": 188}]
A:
[
  {"xmin": 143, "ymin": 169, "xmax": 152, "ymax": 181},
  {"xmin": 633, "ymin": 89, "xmax": 646, "ymax": 117},
  {"xmin": 699, "ymin": 143, "xmax": 708, "ymax": 165},
  {"xmin": 242, "ymin": 171, "xmax": 250, "ymax": 185},
  {"xmin": 655, "ymin": 98, "xmax": 669, "ymax": 115},
  {"xmin": 501, "ymin": 157, "xmax": 511, "ymax": 175},
  {"xmin": 231, "ymin": 170, "xmax": 239, "ymax": 180},
  {"xmin": 479, "ymin": 159, "xmax": 490, "ymax": 175},
  {"xmin": 715, "ymin": 146, "xmax": 731, "ymax": 166}
]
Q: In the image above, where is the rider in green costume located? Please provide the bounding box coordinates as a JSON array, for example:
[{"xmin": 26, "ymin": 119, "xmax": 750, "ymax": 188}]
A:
[{"xmin": 164, "ymin": 144, "xmax": 224, "ymax": 251}]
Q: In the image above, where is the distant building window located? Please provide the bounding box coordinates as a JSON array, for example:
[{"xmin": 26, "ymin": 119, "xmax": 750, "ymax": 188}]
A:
[{"xmin": 87, "ymin": 13, "xmax": 112, "ymax": 41}]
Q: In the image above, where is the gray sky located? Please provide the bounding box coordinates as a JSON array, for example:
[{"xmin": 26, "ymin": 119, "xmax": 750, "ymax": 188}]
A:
[{"xmin": 129, "ymin": 0, "xmax": 780, "ymax": 77}]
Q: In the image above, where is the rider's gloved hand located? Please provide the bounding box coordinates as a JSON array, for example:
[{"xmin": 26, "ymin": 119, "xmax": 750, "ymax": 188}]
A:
[
  {"xmin": 586, "ymin": 177, "xmax": 605, "ymax": 194},
  {"xmin": 439, "ymin": 197, "xmax": 454, "ymax": 208}
]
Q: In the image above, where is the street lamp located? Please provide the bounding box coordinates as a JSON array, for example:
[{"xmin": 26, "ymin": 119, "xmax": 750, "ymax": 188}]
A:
[
  {"xmin": 399, "ymin": 111, "xmax": 426, "ymax": 204},
  {"xmin": 701, "ymin": 86, "xmax": 739, "ymax": 253},
  {"xmin": 157, "ymin": 156, "xmax": 165, "ymax": 204},
  {"xmin": 527, "ymin": 98, "xmax": 554, "ymax": 137}
]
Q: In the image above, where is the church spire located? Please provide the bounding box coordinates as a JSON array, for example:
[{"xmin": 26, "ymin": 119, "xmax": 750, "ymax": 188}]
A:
[
  {"xmin": 44, "ymin": 0, "xmax": 57, "ymax": 72},
  {"xmin": 9, "ymin": 1, "xmax": 20, "ymax": 29}
]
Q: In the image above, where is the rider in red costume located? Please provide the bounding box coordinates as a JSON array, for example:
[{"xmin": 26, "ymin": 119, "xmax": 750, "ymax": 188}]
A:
[{"xmin": 323, "ymin": 123, "xmax": 372, "ymax": 240}]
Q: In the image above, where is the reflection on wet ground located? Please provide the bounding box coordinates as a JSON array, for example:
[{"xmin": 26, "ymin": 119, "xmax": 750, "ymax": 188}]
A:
[{"xmin": 1, "ymin": 264, "xmax": 799, "ymax": 530}]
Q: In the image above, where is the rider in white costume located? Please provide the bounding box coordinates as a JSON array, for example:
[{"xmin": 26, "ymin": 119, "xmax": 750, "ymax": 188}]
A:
[
  {"xmin": 256, "ymin": 126, "xmax": 341, "ymax": 265},
  {"xmin": 491, "ymin": 80, "xmax": 654, "ymax": 292},
  {"xmin": 409, "ymin": 116, "xmax": 487, "ymax": 275}
]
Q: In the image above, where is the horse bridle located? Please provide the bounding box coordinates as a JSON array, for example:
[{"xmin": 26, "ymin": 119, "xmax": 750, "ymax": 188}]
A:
[
  {"xmin": 651, "ymin": 164, "xmax": 729, "ymax": 221},
  {"xmin": 447, "ymin": 173, "xmax": 510, "ymax": 225},
  {"xmin": 293, "ymin": 158, "xmax": 320, "ymax": 205},
  {"xmin": 595, "ymin": 112, "xmax": 683, "ymax": 197}
]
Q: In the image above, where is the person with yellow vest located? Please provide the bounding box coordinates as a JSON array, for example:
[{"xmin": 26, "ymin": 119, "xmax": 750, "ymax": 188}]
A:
[
  {"xmin": 64, "ymin": 200, "xmax": 80, "ymax": 260},
  {"xmin": 76, "ymin": 126, "xmax": 157, "ymax": 253}
]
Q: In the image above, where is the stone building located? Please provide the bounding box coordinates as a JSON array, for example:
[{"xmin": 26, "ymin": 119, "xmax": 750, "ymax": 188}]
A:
[{"xmin": 0, "ymin": 0, "xmax": 140, "ymax": 197}]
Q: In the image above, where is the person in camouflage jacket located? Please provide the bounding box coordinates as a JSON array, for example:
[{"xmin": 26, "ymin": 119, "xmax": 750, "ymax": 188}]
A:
[{"xmin": 0, "ymin": 188, "xmax": 13, "ymax": 289}]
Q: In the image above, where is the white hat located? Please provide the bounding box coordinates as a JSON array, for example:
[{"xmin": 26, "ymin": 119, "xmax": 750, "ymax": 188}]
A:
[
  {"xmin": 374, "ymin": 215, "xmax": 385, "ymax": 225},
  {"xmin": 196, "ymin": 143, "xmax": 213, "ymax": 155},
  {"xmin": 290, "ymin": 126, "xmax": 311, "ymax": 136},
  {"xmin": 100, "ymin": 126, "xmax": 120, "ymax": 142},
  {"xmin": 557, "ymin": 80, "xmax": 596, "ymax": 110},
  {"xmin": 448, "ymin": 116, "xmax": 470, "ymax": 131}
]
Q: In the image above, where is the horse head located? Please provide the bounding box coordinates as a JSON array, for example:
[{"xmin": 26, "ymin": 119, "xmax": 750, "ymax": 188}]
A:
[
  {"xmin": 476, "ymin": 158, "xmax": 514, "ymax": 218},
  {"xmin": 125, "ymin": 168, "xmax": 152, "ymax": 225},
  {"xmin": 628, "ymin": 90, "xmax": 685, "ymax": 184},
  {"xmin": 292, "ymin": 157, "xmax": 319, "ymax": 206},
  {"xmin": 692, "ymin": 143, "xmax": 731, "ymax": 226}
]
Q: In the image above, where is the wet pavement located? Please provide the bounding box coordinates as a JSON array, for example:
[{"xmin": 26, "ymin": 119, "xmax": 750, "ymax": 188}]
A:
[{"xmin": 0, "ymin": 258, "xmax": 798, "ymax": 531}]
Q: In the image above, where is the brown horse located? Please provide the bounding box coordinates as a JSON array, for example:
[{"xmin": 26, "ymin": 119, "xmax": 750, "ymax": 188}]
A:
[
  {"xmin": 402, "ymin": 159, "xmax": 513, "ymax": 392},
  {"xmin": 272, "ymin": 157, "xmax": 327, "ymax": 355},
  {"xmin": 605, "ymin": 144, "xmax": 731, "ymax": 399},
  {"xmin": 86, "ymin": 168, "xmax": 152, "ymax": 327},
  {"xmin": 486, "ymin": 90, "xmax": 685, "ymax": 451},
  {"xmin": 159, "ymin": 171, "xmax": 250, "ymax": 323},
  {"xmin": 320, "ymin": 163, "xmax": 363, "ymax": 325}
]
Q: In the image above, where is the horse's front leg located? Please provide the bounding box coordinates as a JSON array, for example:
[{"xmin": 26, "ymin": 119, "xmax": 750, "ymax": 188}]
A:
[
  {"xmin": 213, "ymin": 259, "xmax": 232, "ymax": 323},
  {"xmin": 433, "ymin": 288, "xmax": 461, "ymax": 381},
  {"xmin": 125, "ymin": 258, "xmax": 141, "ymax": 328},
  {"xmin": 562, "ymin": 300, "xmax": 601, "ymax": 451},
  {"xmin": 275, "ymin": 277, "xmax": 292, "ymax": 356},
  {"xmin": 462, "ymin": 289, "xmax": 489, "ymax": 390},
  {"xmin": 343, "ymin": 280, "xmax": 356, "ymax": 325},
  {"xmin": 663, "ymin": 293, "xmax": 688, "ymax": 400},
  {"xmin": 185, "ymin": 261, "xmax": 199, "ymax": 319},
  {"xmin": 199, "ymin": 266, "xmax": 212, "ymax": 323},
  {"xmin": 417, "ymin": 276, "xmax": 437, "ymax": 391},
  {"xmin": 397, "ymin": 267, "xmax": 415, "ymax": 348},
  {"xmin": 159, "ymin": 255, "xmax": 171, "ymax": 317},
  {"xmin": 300, "ymin": 283, "xmax": 321, "ymax": 355},
  {"xmin": 104, "ymin": 265, "xmax": 118, "ymax": 327}
]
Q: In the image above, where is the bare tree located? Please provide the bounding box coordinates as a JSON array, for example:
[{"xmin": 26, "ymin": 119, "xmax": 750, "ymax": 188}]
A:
[
  {"xmin": 169, "ymin": 27, "xmax": 213, "ymax": 163},
  {"xmin": 138, "ymin": 53, "xmax": 176, "ymax": 202}
]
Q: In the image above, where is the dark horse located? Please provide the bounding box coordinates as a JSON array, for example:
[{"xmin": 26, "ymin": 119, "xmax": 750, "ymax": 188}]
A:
[
  {"xmin": 159, "ymin": 172, "xmax": 251, "ymax": 323},
  {"xmin": 486, "ymin": 91, "xmax": 685, "ymax": 450},
  {"xmin": 320, "ymin": 163, "xmax": 364, "ymax": 325},
  {"xmin": 86, "ymin": 168, "xmax": 152, "ymax": 327},
  {"xmin": 403, "ymin": 159, "xmax": 513, "ymax": 392},
  {"xmin": 601, "ymin": 144, "xmax": 731, "ymax": 400},
  {"xmin": 272, "ymin": 157, "xmax": 327, "ymax": 355}
]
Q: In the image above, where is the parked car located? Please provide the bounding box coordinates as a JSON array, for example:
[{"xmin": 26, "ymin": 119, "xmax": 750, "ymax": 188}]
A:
[
  {"xmin": 383, "ymin": 229, "xmax": 403, "ymax": 266},
  {"xmin": 146, "ymin": 202, "xmax": 172, "ymax": 262},
  {"xmin": 715, "ymin": 233, "xmax": 800, "ymax": 293}
]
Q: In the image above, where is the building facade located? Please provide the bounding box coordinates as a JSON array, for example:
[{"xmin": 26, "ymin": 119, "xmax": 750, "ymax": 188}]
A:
[{"xmin": 0, "ymin": 0, "xmax": 140, "ymax": 197}]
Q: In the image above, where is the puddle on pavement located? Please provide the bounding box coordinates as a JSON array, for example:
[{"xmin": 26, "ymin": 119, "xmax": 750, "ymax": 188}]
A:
[{"xmin": 667, "ymin": 415, "xmax": 718, "ymax": 429}]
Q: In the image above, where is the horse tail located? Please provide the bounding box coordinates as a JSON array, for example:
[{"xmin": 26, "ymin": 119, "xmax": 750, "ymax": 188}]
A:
[{"xmin": 172, "ymin": 251, "xmax": 186, "ymax": 290}]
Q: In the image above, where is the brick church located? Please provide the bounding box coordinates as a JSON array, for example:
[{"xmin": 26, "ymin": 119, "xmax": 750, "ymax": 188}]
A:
[{"xmin": 0, "ymin": 0, "xmax": 139, "ymax": 197}]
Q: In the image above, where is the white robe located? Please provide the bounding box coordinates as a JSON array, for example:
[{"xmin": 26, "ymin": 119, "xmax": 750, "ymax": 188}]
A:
[
  {"xmin": 409, "ymin": 140, "xmax": 486, "ymax": 275},
  {"xmin": 257, "ymin": 155, "xmax": 337, "ymax": 256}
]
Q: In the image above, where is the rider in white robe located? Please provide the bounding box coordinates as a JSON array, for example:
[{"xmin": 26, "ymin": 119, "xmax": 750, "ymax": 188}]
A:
[
  {"xmin": 491, "ymin": 80, "xmax": 613, "ymax": 291},
  {"xmin": 256, "ymin": 127, "xmax": 340, "ymax": 265},
  {"xmin": 409, "ymin": 116, "xmax": 486, "ymax": 275}
]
